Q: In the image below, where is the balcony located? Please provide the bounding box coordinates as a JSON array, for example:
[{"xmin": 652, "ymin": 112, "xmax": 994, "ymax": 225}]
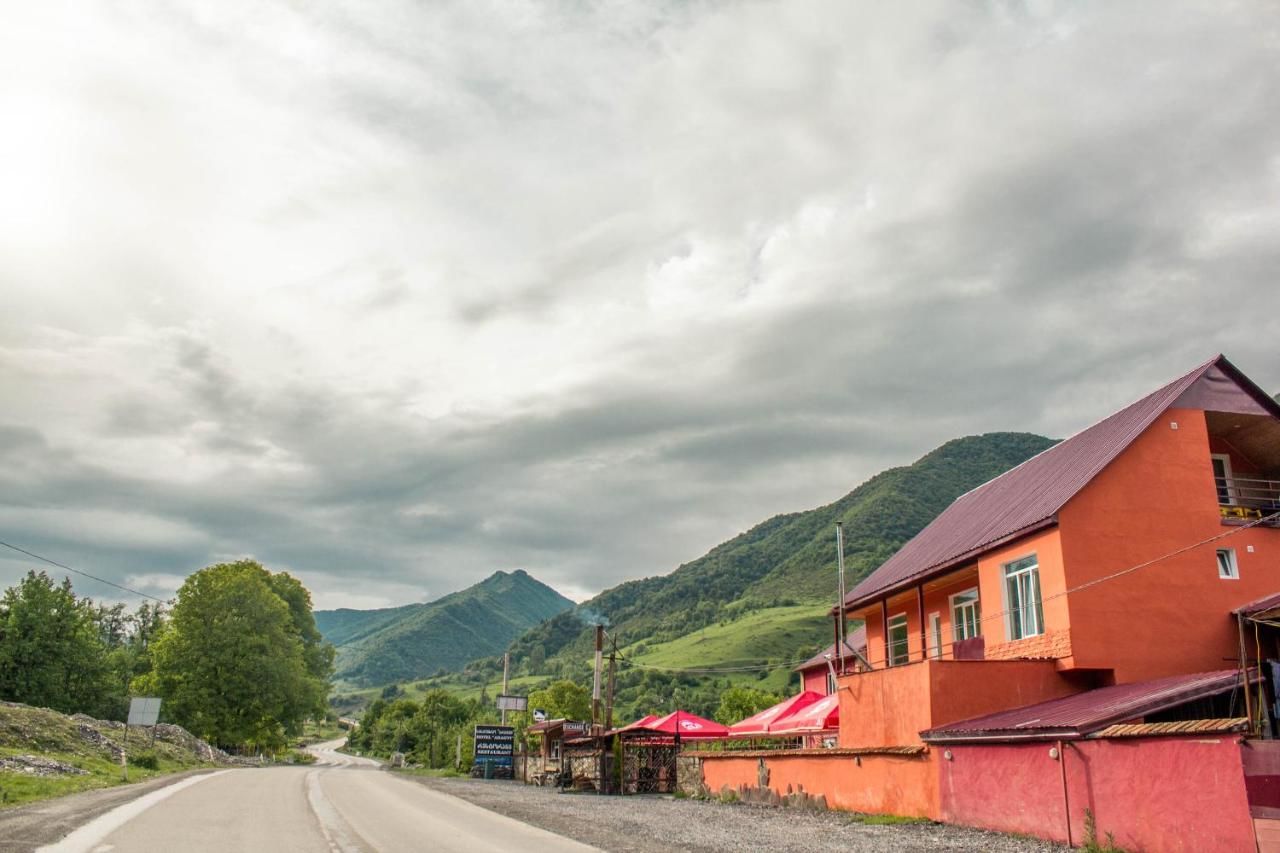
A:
[{"xmin": 1218, "ymin": 476, "xmax": 1280, "ymax": 527}]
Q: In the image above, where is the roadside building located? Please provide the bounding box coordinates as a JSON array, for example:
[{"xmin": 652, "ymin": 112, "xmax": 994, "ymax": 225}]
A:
[
  {"xmin": 794, "ymin": 626, "xmax": 867, "ymax": 695},
  {"xmin": 697, "ymin": 354, "xmax": 1280, "ymax": 851}
]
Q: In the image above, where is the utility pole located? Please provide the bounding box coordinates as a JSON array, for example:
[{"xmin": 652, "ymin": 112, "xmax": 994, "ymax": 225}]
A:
[
  {"xmin": 592, "ymin": 624, "xmax": 604, "ymax": 731},
  {"xmin": 501, "ymin": 652, "xmax": 510, "ymax": 724},
  {"xmin": 836, "ymin": 522, "xmax": 847, "ymax": 676},
  {"xmin": 604, "ymin": 634, "xmax": 618, "ymax": 731}
]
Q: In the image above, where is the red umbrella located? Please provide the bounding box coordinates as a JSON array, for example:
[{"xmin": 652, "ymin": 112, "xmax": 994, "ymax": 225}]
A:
[
  {"xmin": 770, "ymin": 692, "xmax": 839, "ymax": 734},
  {"xmin": 610, "ymin": 714, "xmax": 659, "ymax": 735},
  {"xmin": 728, "ymin": 691, "xmax": 824, "ymax": 737},
  {"xmin": 640, "ymin": 710, "xmax": 729, "ymax": 739}
]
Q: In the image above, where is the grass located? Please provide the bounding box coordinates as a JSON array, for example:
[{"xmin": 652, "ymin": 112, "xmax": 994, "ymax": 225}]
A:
[
  {"xmin": 0, "ymin": 703, "xmax": 219, "ymax": 809},
  {"xmin": 294, "ymin": 718, "xmax": 346, "ymax": 746},
  {"xmin": 623, "ymin": 604, "xmax": 831, "ymax": 694},
  {"xmin": 850, "ymin": 813, "xmax": 932, "ymax": 826},
  {"xmin": 0, "ymin": 749, "xmax": 199, "ymax": 808},
  {"xmin": 394, "ymin": 766, "xmax": 466, "ymax": 778}
]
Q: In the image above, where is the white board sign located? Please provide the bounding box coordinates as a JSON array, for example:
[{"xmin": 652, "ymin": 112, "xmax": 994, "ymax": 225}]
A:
[
  {"xmin": 127, "ymin": 697, "xmax": 162, "ymax": 726},
  {"xmin": 495, "ymin": 694, "xmax": 527, "ymax": 712}
]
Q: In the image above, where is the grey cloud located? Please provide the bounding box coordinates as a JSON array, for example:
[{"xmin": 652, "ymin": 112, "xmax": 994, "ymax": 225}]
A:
[{"xmin": 0, "ymin": 1, "xmax": 1278, "ymax": 607}]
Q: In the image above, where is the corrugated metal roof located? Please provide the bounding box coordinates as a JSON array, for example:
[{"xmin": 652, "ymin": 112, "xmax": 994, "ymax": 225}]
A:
[
  {"xmin": 1090, "ymin": 718, "xmax": 1247, "ymax": 739},
  {"xmin": 921, "ymin": 669, "xmax": 1250, "ymax": 743},
  {"xmin": 795, "ymin": 627, "xmax": 868, "ymax": 672},
  {"xmin": 1235, "ymin": 592, "xmax": 1280, "ymax": 617},
  {"xmin": 845, "ymin": 355, "xmax": 1252, "ymax": 610}
]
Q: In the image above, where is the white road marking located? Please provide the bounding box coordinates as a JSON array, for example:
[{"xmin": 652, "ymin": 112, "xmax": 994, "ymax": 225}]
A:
[
  {"xmin": 37, "ymin": 770, "xmax": 234, "ymax": 853},
  {"xmin": 305, "ymin": 769, "xmax": 366, "ymax": 853}
]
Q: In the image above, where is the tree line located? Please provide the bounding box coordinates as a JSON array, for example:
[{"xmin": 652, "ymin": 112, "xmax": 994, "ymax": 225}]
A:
[{"xmin": 0, "ymin": 560, "xmax": 333, "ymax": 752}]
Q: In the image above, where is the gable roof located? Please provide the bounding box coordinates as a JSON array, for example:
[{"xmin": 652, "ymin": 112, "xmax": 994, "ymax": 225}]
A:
[
  {"xmin": 921, "ymin": 669, "xmax": 1250, "ymax": 743},
  {"xmin": 844, "ymin": 355, "xmax": 1280, "ymax": 610}
]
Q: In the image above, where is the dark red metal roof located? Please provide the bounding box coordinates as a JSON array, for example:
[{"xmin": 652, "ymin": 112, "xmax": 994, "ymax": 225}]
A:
[
  {"xmin": 844, "ymin": 355, "xmax": 1275, "ymax": 610},
  {"xmin": 921, "ymin": 669, "xmax": 1251, "ymax": 743},
  {"xmin": 795, "ymin": 626, "xmax": 868, "ymax": 672},
  {"xmin": 1235, "ymin": 591, "xmax": 1280, "ymax": 617}
]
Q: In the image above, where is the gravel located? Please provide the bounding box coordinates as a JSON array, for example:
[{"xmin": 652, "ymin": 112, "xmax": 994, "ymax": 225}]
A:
[{"xmin": 405, "ymin": 776, "xmax": 1065, "ymax": 853}]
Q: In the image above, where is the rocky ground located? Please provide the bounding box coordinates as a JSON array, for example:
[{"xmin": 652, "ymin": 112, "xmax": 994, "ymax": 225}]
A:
[{"xmin": 406, "ymin": 776, "xmax": 1065, "ymax": 853}]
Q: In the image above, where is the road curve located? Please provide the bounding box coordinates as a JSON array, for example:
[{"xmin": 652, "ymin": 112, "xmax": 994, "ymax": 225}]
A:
[{"xmin": 38, "ymin": 739, "xmax": 596, "ymax": 853}]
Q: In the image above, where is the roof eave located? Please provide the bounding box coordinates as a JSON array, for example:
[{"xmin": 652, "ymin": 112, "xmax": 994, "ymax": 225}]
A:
[{"xmin": 841, "ymin": 517, "xmax": 1059, "ymax": 613}]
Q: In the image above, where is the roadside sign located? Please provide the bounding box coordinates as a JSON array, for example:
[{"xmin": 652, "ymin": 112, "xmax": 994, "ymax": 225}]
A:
[
  {"xmin": 127, "ymin": 697, "xmax": 162, "ymax": 727},
  {"xmin": 473, "ymin": 725, "xmax": 514, "ymax": 768},
  {"xmin": 562, "ymin": 721, "xmax": 587, "ymax": 736},
  {"xmin": 532, "ymin": 709, "xmax": 547, "ymax": 723},
  {"xmin": 495, "ymin": 694, "xmax": 527, "ymax": 712}
]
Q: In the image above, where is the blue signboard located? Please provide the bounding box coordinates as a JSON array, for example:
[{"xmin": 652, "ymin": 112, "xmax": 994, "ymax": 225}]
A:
[{"xmin": 473, "ymin": 725, "xmax": 514, "ymax": 768}]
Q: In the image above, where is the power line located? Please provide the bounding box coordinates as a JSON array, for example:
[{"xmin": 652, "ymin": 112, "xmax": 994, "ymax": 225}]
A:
[
  {"xmin": 851, "ymin": 510, "xmax": 1280, "ymax": 669},
  {"xmin": 0, "ymin": 539, "xmax": 168, "ymax": 603}
]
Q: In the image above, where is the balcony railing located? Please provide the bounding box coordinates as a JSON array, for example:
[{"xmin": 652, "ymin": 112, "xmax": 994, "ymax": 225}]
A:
[{"xmin": 1218, "ymin": 476, "xmax": 1280, "ymax": 525}]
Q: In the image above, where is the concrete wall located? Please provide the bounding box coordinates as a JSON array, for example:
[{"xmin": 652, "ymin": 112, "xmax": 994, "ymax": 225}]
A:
[
  {"xmin": 1060, "ymin": 407, "xmax": 1280, "ymax": 682},
  {"xmin": 699, "ymin": 751, "xmax": 938, "ymax": 818},
  {"xmin": 836, "ymin": 658, "xmax": 1075, "ymax": 749},
  {"xmin": 939, "ymin": 736, "xmax": 1257, "ymax": 853}
]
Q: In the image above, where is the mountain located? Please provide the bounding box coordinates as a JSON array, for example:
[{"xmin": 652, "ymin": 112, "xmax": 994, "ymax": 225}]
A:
[
  {"xmin": 505, "ymin": 433, "xmax": 1055, "ymax": 669},
  {"xmin": 317, "ymin": 570, "xmax": 574, "ymax": 686}
]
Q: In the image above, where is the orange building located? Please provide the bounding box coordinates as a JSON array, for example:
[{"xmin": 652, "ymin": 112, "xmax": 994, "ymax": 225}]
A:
[
  {"xmin": 841, "ymin": 354, "xmax": 1279, "ymax": 716},
  {"xmin": 698, "ymin": 355, "xmax": 1280, "ymax": 847}
]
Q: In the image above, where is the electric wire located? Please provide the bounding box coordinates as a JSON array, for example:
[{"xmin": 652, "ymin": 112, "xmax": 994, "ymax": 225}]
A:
[
  {"xmin": 605, "ymin": 510, "xmax": 1280, "ymax": 674},
  {"xmin": 0, "ymin": 538, "xmax": 168, "ymax": 603}
]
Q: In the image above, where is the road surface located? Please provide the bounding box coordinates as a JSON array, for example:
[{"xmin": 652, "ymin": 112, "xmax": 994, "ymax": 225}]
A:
[{"xmin": 38, "ymin": 739, "xmax": 596, "ymax": 853}]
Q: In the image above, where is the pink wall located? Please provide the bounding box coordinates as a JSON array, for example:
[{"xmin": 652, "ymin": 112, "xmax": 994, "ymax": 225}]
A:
[{"xmin": 940, "ymin": 736, "xmax": 1256, "ymax": 853}]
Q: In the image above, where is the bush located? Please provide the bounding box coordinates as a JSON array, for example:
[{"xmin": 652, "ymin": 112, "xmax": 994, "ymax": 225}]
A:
[
  {"xmin": 289, "ymin": 750, "xmax": 317, "ymax": 765},
  {"xmin": 128, "ymin": 751, "xmax": 159, "ymax": 770}
]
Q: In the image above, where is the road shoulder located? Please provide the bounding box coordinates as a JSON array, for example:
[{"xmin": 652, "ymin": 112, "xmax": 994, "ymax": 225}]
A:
[{"xmin": 0, "ymin": 768, "xmax": 232, "ymax": 853}]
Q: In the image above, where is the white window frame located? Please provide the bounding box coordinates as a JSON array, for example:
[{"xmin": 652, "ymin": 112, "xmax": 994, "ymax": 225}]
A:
[
  {"xmin": 826, "ymin": 670, "xmax": 837, "ymax": 695},
  {"xmin": 1211, "ymin": 454, "xmax": 1236, "ymax": 505},
  {"xmin": 950, "ymin": 588, "xmax": 981, "ymax": 642},
  {"xmin": 887, "ymin": 613, "xmax": 909, "ymax": 666},
  {"xmin": 1003, "ymin": 554, "xmax": 1044, "ymax": 641},
  {"xmin": 928, "ymin": 612, "xmax": 943, "ymax": 659},
  {"xmin": 1217, "ymin": 548, "xmax": 1239, "ymax": 580}
]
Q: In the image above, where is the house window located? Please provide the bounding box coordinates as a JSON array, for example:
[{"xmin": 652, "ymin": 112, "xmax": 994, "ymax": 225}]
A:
[
  {"xmin": 550, "ymin": 738, "xmax": 561, "ymax": 760},
  {"xmin": 826, "ymin": 670, "xmax": 837, "ymax": 695},
  {"xmin": 1211, "ymin": 454, "xmax": 1235, "ymax": 505},
  {"xmin": 887, "ymin": 614, "xmax": 909, "ymax": 666},
  {"xmin": 951, "ymin": 588, "xmax": 981, "ymax": 642},
  {"xmin": 928, "ymin": 613, "xmax": 942, "ymax": 659},
  {"xmin": 1217, "ymin": 548, "xmax": 1239, "ymax": 580},
  {"xmin": 1004, "ymin": 555, "xmax": 1044, "ymax": 640}
]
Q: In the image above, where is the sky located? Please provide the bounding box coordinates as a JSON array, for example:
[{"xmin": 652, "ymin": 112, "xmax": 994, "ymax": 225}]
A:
[{"xmin": 1, "ymin": 1, "xmax": 1278, "ymax": 610}]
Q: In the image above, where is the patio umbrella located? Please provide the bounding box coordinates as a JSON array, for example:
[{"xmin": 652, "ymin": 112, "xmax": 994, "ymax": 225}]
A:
[{"xmin": 727, "ymin": 691, "xmax": 824, "ymax": 737}]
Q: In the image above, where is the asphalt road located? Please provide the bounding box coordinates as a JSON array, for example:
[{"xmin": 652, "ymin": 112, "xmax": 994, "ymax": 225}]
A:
[{"xmin": 37, "ymin": 739, "xmax": 596, "ymax": 853}]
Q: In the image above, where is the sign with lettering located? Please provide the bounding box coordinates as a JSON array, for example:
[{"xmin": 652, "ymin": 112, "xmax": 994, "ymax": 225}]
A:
[
  {"xmin": 562, "ymin": 721, "xmax": 587, "ymax": 736},
  {"xmin": 473, "ymin": 725, "xmax": 515, "ymax": 768},
  {"xmin": 495, "ymin": 694, "xmax": 528, "ymax": 712}
]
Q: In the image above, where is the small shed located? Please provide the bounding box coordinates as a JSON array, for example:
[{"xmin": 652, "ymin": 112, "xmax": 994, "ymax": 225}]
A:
[{"xmin": 524, "ymin": 718, "xmax": 587, "ymax": 784}]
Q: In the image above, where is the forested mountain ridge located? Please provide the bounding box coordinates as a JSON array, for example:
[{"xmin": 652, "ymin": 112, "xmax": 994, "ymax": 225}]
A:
[
  {"xmin": 317, "ymin": 569, "xmax": 573, "ymax": 687},
  {"xmin": 504, "ymin": 433, "xmax": 1056, "ymax": 668}
]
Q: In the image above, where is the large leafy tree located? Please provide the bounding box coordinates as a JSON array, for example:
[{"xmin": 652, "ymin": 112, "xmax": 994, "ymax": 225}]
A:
[
  {"xmin": 0, "ymin": 571, "xmax": 113, "ymax": 716},
  {"xmin": 713, "ymin": 686, "xmax": 780, "ymax": 725},
  {"xmin": 141, "ymin": 560, "xmax": 333, "ymax": 750}
]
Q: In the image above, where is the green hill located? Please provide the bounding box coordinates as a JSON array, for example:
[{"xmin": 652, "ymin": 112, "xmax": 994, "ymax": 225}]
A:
[
  {"xmin": 316, "ymin": 570, "xmax": 573, "ymax": 687},
  {"xmin": 505, "ymin": 432, "xmax": 1054, "ymax": 673}
]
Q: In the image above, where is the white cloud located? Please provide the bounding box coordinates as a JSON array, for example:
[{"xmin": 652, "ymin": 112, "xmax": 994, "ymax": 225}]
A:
[{"xmin": 0, "ymin": 1, "xmax": 1277, "ymax": 608}]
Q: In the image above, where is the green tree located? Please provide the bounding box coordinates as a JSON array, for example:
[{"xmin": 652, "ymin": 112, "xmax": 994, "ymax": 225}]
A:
[
  {"xmin": 0, "ymin": 571, "xmax": 113, "ymax": 716},
  {"xmin": 527, "ymin": 679, "xmax": 590, "ymax": 721},
  {"xmin": 713, "ymin": 685, "xmax": 780, "ymax": 725},
  {"xmin": 140, "ymin": 560, "xmax": 333, "ymax": 750}
]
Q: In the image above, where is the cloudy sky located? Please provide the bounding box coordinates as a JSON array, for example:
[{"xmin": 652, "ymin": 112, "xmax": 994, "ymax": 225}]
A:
[{"xmin": 1, "ymin": 1, "xmax": 1277, "ymax": 610}]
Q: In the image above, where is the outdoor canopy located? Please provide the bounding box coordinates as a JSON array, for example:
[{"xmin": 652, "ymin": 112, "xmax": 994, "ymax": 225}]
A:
[
  {"xmin": 616, "ymin": 710, "xmax": 729, "ymax": 739},
  {"xmin": 769, "ymin": 692, "xmax": 839, "ymax": 734},
  {"xmin": 727, "ymin": 691, "xmax": 824, "ymax": 737}
]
